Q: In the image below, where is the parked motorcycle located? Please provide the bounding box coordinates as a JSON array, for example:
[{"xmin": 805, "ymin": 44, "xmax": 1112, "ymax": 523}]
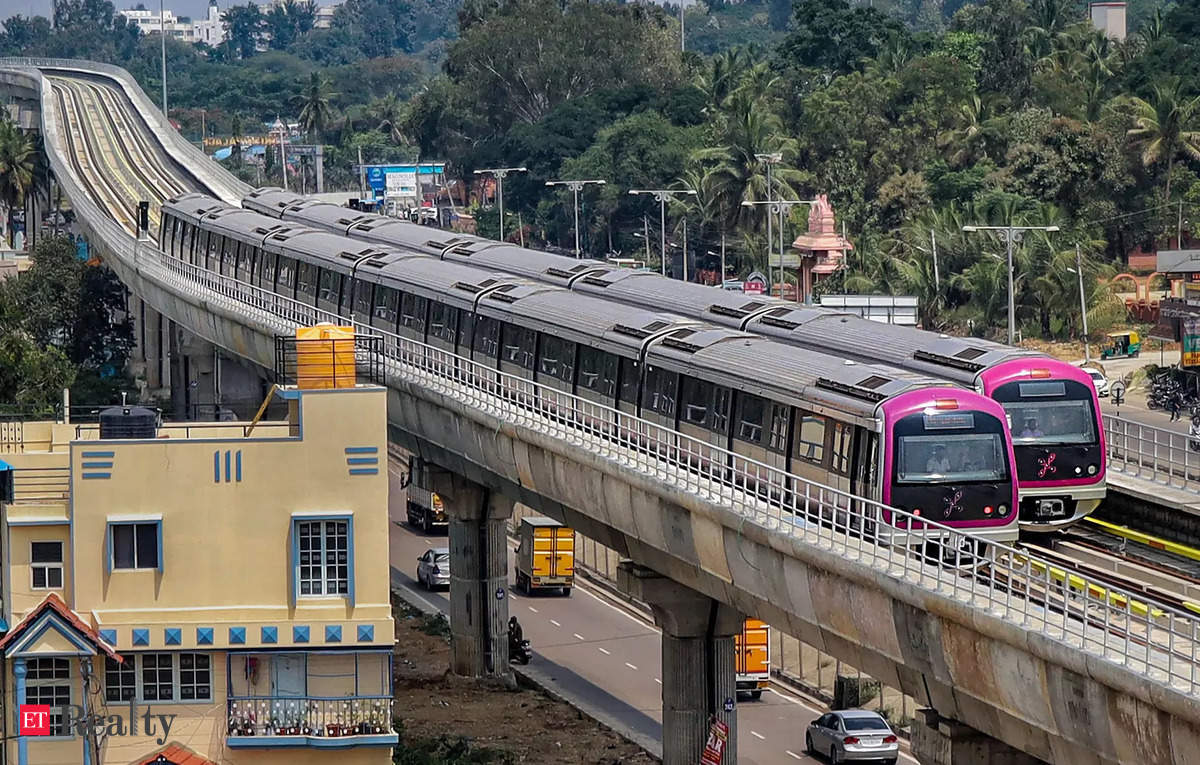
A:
[{"xmin": 510, "ymin": 638, "xmax": 532, "ymax": 665}]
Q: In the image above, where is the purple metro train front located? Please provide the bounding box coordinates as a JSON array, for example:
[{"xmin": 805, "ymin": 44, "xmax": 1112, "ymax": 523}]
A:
[
  {"xmin": 879, "ymin": 388, "xmax": 1020, "ymax": 544},
  {"xmin": 977, "ymin": 359, "xmax": 1105, "ymax": 531}
]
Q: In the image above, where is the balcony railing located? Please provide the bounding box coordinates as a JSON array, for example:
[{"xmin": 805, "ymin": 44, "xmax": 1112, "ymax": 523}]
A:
[{"xmin": 226, "ymin": 696, "xmax": 395, "ymax": 746}]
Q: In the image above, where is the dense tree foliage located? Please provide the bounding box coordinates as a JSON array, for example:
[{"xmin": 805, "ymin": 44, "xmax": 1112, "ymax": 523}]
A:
[
  {"xmin": 3, "ymin": 0, "xmax": 1200, "ymax": 341},
  {"xmin": 0, "ymin": 236, "xmax": 135, "ymax": 407}
]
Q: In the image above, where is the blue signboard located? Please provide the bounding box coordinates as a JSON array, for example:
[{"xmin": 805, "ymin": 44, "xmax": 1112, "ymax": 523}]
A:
[{"xmin": 364, "ymin": 164, "xmax": 445, "ymax": 196}]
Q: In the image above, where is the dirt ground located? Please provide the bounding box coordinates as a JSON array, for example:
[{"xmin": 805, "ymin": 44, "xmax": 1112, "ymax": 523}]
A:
[{"xmin": 392, "ymin": 597, "xmax": 658, "ymax": 764}]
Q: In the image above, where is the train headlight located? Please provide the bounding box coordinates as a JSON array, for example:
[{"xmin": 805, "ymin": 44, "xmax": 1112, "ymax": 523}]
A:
[
  {"xmin": 1075, "ymin": 466, "xmax": 1082, "ymax": 475},
  {"xmin": 912, "ymin": 508, "xmax": 922, "ymax": 517},
  {"xmin": 998, "ymin": 504, "xmax": 1008, "ymax": 516},
  {"xmin": 1088, "ymin": 464, "xmax": 1097, "ymax": 475},
  {"xmin": 983, "ymin": 506, "xmax": 993, "ymax": 515}
]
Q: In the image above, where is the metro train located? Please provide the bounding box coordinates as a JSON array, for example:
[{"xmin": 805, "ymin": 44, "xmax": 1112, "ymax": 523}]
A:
[
  {"xmin": 242, "ymin": 187, "xmax": 1104, "ymax": 533},
  {"xmin": 163, "ymin": 192, "xmax": 1021, "ymax": 546}
]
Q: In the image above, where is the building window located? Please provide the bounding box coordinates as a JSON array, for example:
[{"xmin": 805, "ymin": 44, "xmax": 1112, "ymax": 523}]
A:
[
  {"xmin": 106, "ymin": 654, "xmax": 212, "ymax": 703},
  {"xmin": 179, "ymin": 654, "xmax": 212, "ymax": 701},
  {"xmin": 141, "ymin": 653, "xmax": 174, "ymax": 701},
  {"xmin": 26, "ymin": 658, "xmax": 71, "ymax": 736},
  {"xmin": 297, "ymin": 520, "xmax": 349, "ymax": 596},
  {"xmin": 31, "ymin": 541, "xmax": 64, "ymax": 589},
  {"xmin": 104, "ymin": 657, "xmax": 136, "ymax": 702},
  {"xmin": 111, "ymin": 522, "xmax": 160, "ymax": 570}
]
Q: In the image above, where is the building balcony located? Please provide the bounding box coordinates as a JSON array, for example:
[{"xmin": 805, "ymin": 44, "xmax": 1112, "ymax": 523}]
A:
[{"xmin": 226, "ymin": 696, "xmax": 397, "ymax": 748}]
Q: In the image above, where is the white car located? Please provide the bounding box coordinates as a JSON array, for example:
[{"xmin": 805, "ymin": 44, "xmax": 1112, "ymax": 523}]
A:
[
  {"xmin": 806, "ymin": 709, "xmax": 899, "ymax": 763},
  {"xmin": 1085, "ymin": 368, "xmax": 1109, "ymax": 397},
  {"xmin": 416, "ymin": 547, "xmax": 450, "ymax": 590}
]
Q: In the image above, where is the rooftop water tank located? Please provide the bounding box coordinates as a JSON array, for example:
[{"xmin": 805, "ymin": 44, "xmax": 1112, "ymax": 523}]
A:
[{"xmin": 98, "ymin": 404, "xmax": 158, "ymax": 440}]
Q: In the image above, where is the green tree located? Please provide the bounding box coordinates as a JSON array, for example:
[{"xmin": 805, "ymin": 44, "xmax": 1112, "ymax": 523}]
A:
[
  {"xmin": 1127, "ymin": 78, "xmax": 1200, "ymax": 204},
  {"xmin": 293, "ymin": 72, "xmax": 336, "ymax": 142},
  {"xmin": 0, "ymin": 120, "xmax": 35, "ymax": 247},
  {"xmin": 776, "ymin": 0, "xmax": 908, "ymax": 74},
  {"xmin": 222, "ymin": 3, "xmax": 264, "ymax": 59}
]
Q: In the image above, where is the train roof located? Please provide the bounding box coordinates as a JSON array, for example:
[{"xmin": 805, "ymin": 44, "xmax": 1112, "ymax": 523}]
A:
[
  {"xmin": 164, "ymin": 193, "xmax": 233, "ymax": 224},
  {"xmin": 478, "ymin": 289, "xmax": 693, "ymax": 356},
  {"xmin": 243, "ymin": 187, "xmax": 302, "ymax": 218},
  {"xmin": 445, "ymin": 244, "xmax": 610, "ymax": 287},
  {"xmin": 202, "ymin": 208, "xmax": 280, "ymax": 243},
  {"xmin": 582, "ymin": 271, "xmax": 793, "ymax": 328},
  {"xmin": 281, "ymin": 202, "xmax": 376, "ymax": 234},
  {"xmin": 748, "ymin": 306, "xmax": 1039, "ymax": 384}
]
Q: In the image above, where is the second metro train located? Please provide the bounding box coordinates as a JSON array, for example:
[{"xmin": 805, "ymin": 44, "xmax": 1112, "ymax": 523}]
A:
[{"xmin": 163, "ymin": 192, "xmax": 1021, "ymax": 547}]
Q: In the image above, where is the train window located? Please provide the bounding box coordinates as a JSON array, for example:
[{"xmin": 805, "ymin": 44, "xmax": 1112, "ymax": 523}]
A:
[
  {"xmin": 644, "ymin": 367, "xmax": 677, "ymax": 418},
  {"xmin": 795, "ymin": 414, "xmax": 826, "ymax": 464},
  {"xmin": 183, "ymin": 223, "xmax": 195, "ymax": 264},
  {"xmin": 578, "ymin": 347, "xmax": 618, "ymax": 397},
  {"xmin": 222, "ymin": 235, "xmax": 236, "ymax": 275},
  {"xmin": 400, "ymin": 294, "xmax": 428, "ymax": 335},
  {"xmin": 619, "ymin": 358, "xmax": 640, "ymax": 405},
  {"xmin": 236, "ymin": 243, "xmax": 255, "ymax": 283},
  {"xmin": 712, "ymin": 387, "xmax": 730, "ymax": 434},
  {"xmin": 353, "ymin": 280, "xmax": 373, "ymax": 318},
  {"xmin": 276, "ymin": 257, "xmax": 297, "ymax": 296},
  {"xmin": 207, "ymin": 233, "xmax": 221, "ymax": 271},
  {"xmin": 681, "ymin": 377, "xmax": 710, "ymax": 426},
  {"xmin": 473, "ymin": 315, "xmax": 500, "ymax": 358},
  {"xmin": 429, "ymin": 303, "xmax": 459, "ymax": 345},
  {"xmin": 296, "ymin": 262, "xmax": 318, "ymax": 301},
  {"xmin": 258, "ymin": 250, "xmax": 277, "ymax": 289},
  {"xmin": 538, "ymin": 335, "xmax": 576, "ymax": 384},
  {"xmin": 736, "ymin": 394, "xmax": 765, "ymax": 442},
  {"xmin": 831, "ymin": 422, "xmax": 852, "ymax": 476},
  {"xmin": 768, "ymin": 404, "xmax": 789, "ymax": 454},
  {"xmin": 502, "ymin": 324, "xmax": 536, "ymax": 369},
  {"xmin": 373, "ymin": 287, "xmax": 400, "ymax": 325},
  {"xmin": 318, "ymin": 268, "xmax": 342, "ymax": 305}
]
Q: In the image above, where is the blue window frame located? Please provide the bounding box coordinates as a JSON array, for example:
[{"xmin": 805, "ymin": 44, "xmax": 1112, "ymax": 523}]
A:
[
  {"xmin": 290, "ymin": 515, "xmax": 355, "ymax": 607},
  {"xmin": 106, "ymin": 520, "xmax": 163, "ymax": 573}
]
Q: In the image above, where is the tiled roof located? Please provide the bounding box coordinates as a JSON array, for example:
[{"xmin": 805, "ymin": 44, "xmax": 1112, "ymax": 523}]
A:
[
  {"xmin": 135, "ymin": 743, "xmax": 218, "ymax": 765},
  {"xmin": 0, "ymin": 592, "xmax": 121, "ymax": 661}
]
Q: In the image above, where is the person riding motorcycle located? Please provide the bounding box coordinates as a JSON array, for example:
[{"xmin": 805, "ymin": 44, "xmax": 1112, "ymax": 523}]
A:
[{"xmin": 508, "ymin": 616, "xmax": 523, "ymax": 650}]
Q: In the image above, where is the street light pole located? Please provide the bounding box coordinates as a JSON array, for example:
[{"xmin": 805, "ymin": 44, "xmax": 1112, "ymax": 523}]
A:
[
  {"xmin": 475, "ymin": 167, "xmax": 527, "ymax": 241},
  {"xmin": 160, "ymin": 0, "xmax": 168, "ymax": 118},
  {"xmin": 743, "ymin": 198, "xmax": 815, "ymax": 299},
  {"xmin": 755, "ymin": 153, "xmax": 782, "ymax": 291},
  {"xmin": 1075, "ymin": 243, "xmax": 1091, "ymax": 363},
  {"xmin": 629, "ymin": 189, "xmax": 697, "ymax": 277},
  {"xmin": 962, "ymin": 223, "xmax": 1059, "ymax": 346},
  {"xmin": 546, "ymin": 179, "xmax": 606, "ymax": 257}
]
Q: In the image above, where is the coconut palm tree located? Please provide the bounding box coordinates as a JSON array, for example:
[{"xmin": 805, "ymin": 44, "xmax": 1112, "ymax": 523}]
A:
[
  {"xmin": 1127, "ymin": 78, "xmax": 1200, "ymax": 204},
  {"xmin": 292, "ymin": 72, "xmax": 336, "ymax": 143},
  {"xmin": 369, "ymin": 94, "xmax": 407, "ymax": 145},
  {"xmin": 0, "ymin": 120, "xmax": 35, "ymax": 247},
  {"xmin": 230, "ymin": 113, "xmax": 244, "ymax": 165}
]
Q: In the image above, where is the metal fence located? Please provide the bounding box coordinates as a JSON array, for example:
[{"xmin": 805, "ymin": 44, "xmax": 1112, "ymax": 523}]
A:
[{"xmin": 1105, "ymin": 414, "xmax": 1200, "ymax": 494}]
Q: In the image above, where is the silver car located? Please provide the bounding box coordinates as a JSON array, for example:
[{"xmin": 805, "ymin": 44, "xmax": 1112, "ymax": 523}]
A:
[
  {"xmin": 416, "ymin": 547, "xmax": 450, "ymax": 589},
  {"xmin": 806, "ymin": 709, "xmax": 899, "ymax": 764}
]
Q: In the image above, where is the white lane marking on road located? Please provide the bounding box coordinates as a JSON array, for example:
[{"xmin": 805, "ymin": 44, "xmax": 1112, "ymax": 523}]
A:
[
  {"xmin": 527, "ymin": 606, "xmax": 538, "ymax": 613},
  {"xmin": 580, "ymin": 586, "xmax": 660, "ymax": 631},
  {"xmin": 750, "ymin": 731, "xmax": 765, "ymax": 740},
  {"xmin": 768, "ymin": 688, "xmax": 815, "ymax": 708},
  {"xmin": 550, "ymin": 619, "xmax": 562, "ymax": 627},
  {"xmin": 598, "ymin": 647, "xmax": 611, "ymax": 655},
  {"xmin": 654, "ymin": 678, "xmax": 662, "ymax": 685},
  {"xmin": 625, "ymin": 662, "xmax": 638, "ymax": 670},
  {"xmin": 785, "ymin": 751, "xmax": 803, "ymax": 760},
  {"xmin": 573, "ymin": 633, "xmax": 586, "ymax": 641}
]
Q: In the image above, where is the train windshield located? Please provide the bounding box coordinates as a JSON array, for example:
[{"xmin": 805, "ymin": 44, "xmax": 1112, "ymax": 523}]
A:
[
  {"xmin": 992, "ymin": 378, "xmax": 1098, "ymax": 446},
  {"xmin": 1002, "ymin": 400, "xmax": 1095, "ymax": 446},
  {"xmin": 896, "ymin": 433, "xmax": 1007, "ymax": 484}
]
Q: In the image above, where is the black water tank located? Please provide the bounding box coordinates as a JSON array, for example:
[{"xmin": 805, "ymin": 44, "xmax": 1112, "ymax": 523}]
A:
[{"xmin": 99, "ymin": 406, "xmax": 158, "ymax": 440}]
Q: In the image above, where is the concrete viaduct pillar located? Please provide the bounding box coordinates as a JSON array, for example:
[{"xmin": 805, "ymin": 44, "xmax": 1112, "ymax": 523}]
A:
[
  {"xmin": 429, "ymin": 467, "xmax": 515, "ymax": 680},
  {"xmin": 911, "ymin": 709, "xmax": 1046, "ymax": 765},
  {"xmin": 617, "ymin": 561, "xmax": 742, "ymax": 765}
]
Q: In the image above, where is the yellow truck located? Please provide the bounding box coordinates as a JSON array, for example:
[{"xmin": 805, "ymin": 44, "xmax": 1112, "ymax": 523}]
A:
[
  {"xmin": 735, "ymin": 619, "xmax": 770, "ymax": 700},
  {"xmin": 515, "ymin": 517, "xmax": 575, "ymax": 596}
]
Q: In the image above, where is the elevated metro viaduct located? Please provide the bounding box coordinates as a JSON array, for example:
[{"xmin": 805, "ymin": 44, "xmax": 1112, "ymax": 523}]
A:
[{"xmin": 4, "ymin": 58, "xmax": 1200, "ymax": 765}]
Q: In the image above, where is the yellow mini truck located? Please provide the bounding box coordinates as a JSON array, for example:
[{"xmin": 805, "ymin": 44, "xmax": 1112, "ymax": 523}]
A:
[
  {"xmin": 735, "ymin": 619, "xmax": 770, "ymax": 700},
  {"xmin": 515, "ymin": 517, "xmax": 575, "ymax": 596}
]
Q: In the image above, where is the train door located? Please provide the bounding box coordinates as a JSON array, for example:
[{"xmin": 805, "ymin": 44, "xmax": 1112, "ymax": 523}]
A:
[
  {"xmin": 640, "ymin": 365, "xmax": 679, "ymax": 456},
  {"xmin": 575, "ymin": 346, "xmax": 621, "ymax": 435},
  {"xmin": 730, "ymin": 395, "xmax": 790, "ymax": 500},
  {"xmin": 677, "ymin": 376, "xmax": 730, "ymax": 473},
  {"xmin": 535, "ymin": 334, "xmax": 576, "ymax": 416}
]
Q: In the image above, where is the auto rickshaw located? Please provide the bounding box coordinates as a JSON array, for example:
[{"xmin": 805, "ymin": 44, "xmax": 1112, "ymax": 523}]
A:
[{"xmin": 1101, "ymin": 330, "xmax": 1141, "ymax": 359}]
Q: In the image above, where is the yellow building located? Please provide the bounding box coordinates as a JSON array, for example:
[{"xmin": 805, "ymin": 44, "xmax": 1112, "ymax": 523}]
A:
[{"xmin": 0, "ymin": 365, "xmax": 396, "ymax": 764}]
